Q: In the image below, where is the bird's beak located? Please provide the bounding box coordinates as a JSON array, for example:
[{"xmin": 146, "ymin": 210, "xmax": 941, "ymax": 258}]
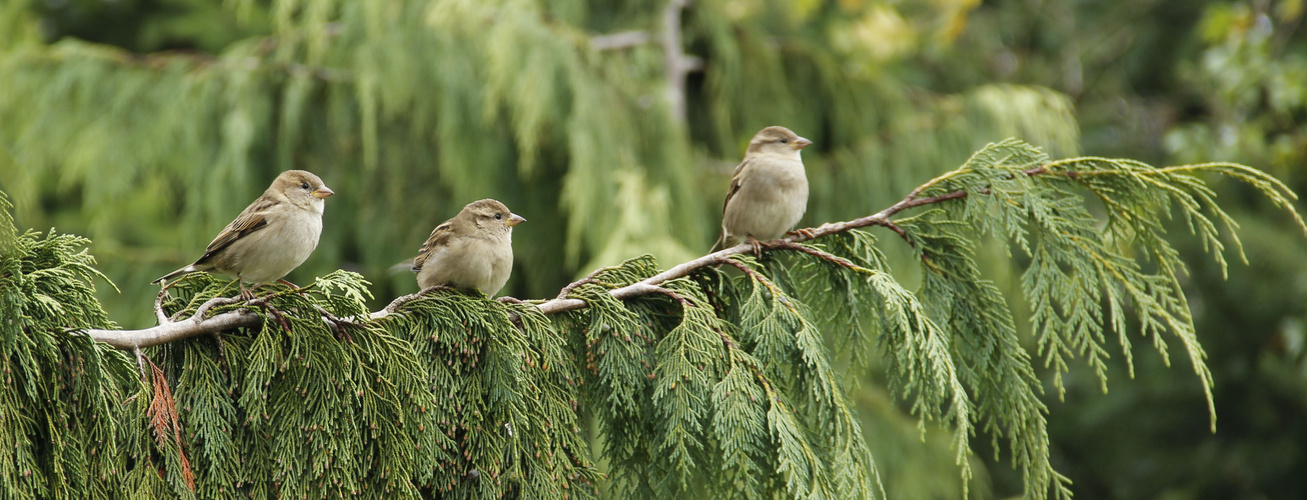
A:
[
  {"xmin": 314, "ymin": 185, "xmax": 335, "ymax": 199},
  {"xmin": 791, "ymin": 137, "xmax": 813, "ymax": 150},
  {"xmin": 506, "ymin": 214, "xmax": 526, "ymax": 227}
]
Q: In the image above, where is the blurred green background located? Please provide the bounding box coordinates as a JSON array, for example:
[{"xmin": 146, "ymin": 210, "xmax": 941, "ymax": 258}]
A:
[{"xmin": 1, "ymin": 0, "xmax": 1305, "ymax": 498}]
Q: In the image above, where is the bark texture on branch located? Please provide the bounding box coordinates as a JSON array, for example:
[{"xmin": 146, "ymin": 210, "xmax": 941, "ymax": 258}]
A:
[{"xmin": 86, "ymin": 310, "xmax": 260, "ymax": 350}]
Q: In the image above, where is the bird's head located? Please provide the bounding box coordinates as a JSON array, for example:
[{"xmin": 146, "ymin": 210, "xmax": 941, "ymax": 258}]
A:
[
  {"xmin": 464, "ymin": 199, "xmax": 526, "ymax": 234},
  {"xmin": 745, "ymin": 126, "xmax": 812, "ymax": 158},
  {"xmin": 273, "ymin": 170, "xmax": 334, "ymax": 213}
]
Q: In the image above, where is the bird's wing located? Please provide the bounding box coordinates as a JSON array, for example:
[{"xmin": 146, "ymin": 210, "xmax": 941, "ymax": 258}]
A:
[
  {"xmin": 711, "ymin": 157, "xmax": 755, "ymax": 251},
  {"xmin": 412, "ymin": 222, "xmax": 455, "ymax": 272},
  {"xmin": 722, "ymin": 156, "xmax": 754, "ymax": 215},
  {"xmin": 194, "ymin": 196, "xmax": 276, "ymax": 264}
]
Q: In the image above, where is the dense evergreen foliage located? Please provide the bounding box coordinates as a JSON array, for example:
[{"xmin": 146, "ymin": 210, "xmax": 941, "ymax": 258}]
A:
[
  {"xmin": 4, "ymin": 0, "xmax": 1307, "ymax": 498},
  {"xmin": 4, "ymin": 139, "xmax": 1301, "ymax": 497}
]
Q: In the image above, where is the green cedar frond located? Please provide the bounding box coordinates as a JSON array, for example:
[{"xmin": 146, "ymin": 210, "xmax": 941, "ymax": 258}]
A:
[
  {"xmin": 709, "ymin": 258, "xmax": 882, "ymax": 499},
  {"xmin": 141, "ymin": 272, "xmax": 444, "ymax": 498},
  {"xmin": 5, "ymin": 134, "xmax": 1304, "ymax": 500},
  {"xmin": 1, "ymin": 224, "xmax": 138, "ymax": 498}
]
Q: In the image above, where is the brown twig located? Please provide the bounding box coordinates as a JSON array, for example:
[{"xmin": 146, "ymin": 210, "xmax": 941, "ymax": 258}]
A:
[
  {"xmin": 144, "ymin": 358, "xmax": 196, "ymax": 491},
  {"xmin": 766, "ymin": 241, "xmax": 870, "ymax": 272},
  {"xmin": 624, "ymin": 283, "xmax": 694, "ymax": 307},
  {"xmin": 556, "ymin": 264, "xmax": 622, "ymax": 300},
  {"xmin": 246, "ymin": 296, "xmax": 292, "ymax": 332},
  {"xmin": 312, "ymin": 304, "xmax": 357, "ymax": 343}
]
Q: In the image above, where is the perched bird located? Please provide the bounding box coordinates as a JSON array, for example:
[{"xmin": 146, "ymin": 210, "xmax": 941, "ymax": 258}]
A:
[
  {"xmin": 716, "ymin": 126, "xmax": 812, "ymax": 253},
  {"xmin": 152, "ymin": 170, "xmax": 334, "ymax": 297},
  {"xmin": 412, "ymin": 199, "xmax": 525, "ymax": 297}
]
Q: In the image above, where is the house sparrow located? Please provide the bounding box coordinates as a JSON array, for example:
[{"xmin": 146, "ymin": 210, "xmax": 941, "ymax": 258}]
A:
[
  {"xmin": 716, "ymin": 126, "xmax": 812, "ymax": 253},
  {"xmin": 412, "ymin": 199, "xmax": 525, "ymax": 297},
  {"xmin": 152, "ymin": 170, "xmax": 334, "ymax": 296}
]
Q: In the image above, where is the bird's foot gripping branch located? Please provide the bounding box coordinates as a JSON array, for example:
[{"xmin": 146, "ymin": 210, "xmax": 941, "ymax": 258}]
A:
[{"xmin": 16, "ymin": 139, "xmax": 1306, "ymax": 499}]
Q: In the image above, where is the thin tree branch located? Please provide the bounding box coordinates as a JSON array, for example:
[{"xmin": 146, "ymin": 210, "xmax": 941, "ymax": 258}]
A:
[
  {"xmin": 85, "ymin": 162, "xmax": 1061, "ymax": 350},
  {"xmin": 556, "ymin": 264, "xmax": 622, "ymax": 299},
  {"xmin": 591, "ymin": 31, "xmax": 652, "ymax": 50},
  {"xmin": 767, "ymin": 241, "xmax": 870, "ymax": 272},
  {"xmin": 662, "ymin": 0, "xmax": 691, "ymax": 122},
  {"xmin": 192, "ymin": 296, "xmax": 239, "ymax": 320},
  {"xmin": 153, "ymin": 290, "xmax": 169, "ymax": 325}
]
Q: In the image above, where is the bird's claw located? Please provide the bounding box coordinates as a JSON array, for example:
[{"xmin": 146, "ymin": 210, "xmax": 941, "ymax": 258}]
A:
[
  {"xmin": 237, "ymin": 281, "xmax": 257, "ymax": 302},
  {"xmin": 787, "ymin": 228, "xmax": 816, "ymax": 240}
]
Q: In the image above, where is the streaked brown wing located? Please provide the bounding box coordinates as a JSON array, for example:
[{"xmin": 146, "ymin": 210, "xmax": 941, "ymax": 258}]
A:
[
  {"xmin": 412, "ymin": 222, "xmax": 454, "ymax": 272},
  {"xmin": 722, "ymin": 157, "xmax": 753, "ymax": 215},
  {"xmin": 194, "ymin": 197, "xmax": 276, "ymax": 264}
]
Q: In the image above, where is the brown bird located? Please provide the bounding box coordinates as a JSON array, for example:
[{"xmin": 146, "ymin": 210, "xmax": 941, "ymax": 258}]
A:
[
  {"xmin": 716, "ymin": 126, "xmax": 812, "ymax": 253},
  {"xmin": 152, "ymin": 170, "xmax": 334, "ymax": 297},
  {"xmin": 412, "ymin": 199, "xmax": 525, "ymax": 297}
]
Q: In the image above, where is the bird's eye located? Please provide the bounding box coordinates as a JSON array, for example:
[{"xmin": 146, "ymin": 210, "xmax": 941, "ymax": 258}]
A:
[
  {"xmin": 301, "ymin": 182, "xmax": 310, "ymax": 190},
  {"xmin": 779, "ymin": 138, "xmax": 788, "ymax": 144},
  {"xmin": 494, "ymin": 213, "xmax": 503, "ymax": 220}
]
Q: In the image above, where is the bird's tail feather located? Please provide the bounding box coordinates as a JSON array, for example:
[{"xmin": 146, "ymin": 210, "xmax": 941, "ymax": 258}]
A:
[
  {"xmin": 389, "ymin": 258, "xmax": 418, "ymax": 275},
  {"xmin": 710, "ymin": 232, "xmax": 728, "ymax": 253},
  {"xmin": 151, "ymin": 266, "xmax": 195, "ymax": 285}
]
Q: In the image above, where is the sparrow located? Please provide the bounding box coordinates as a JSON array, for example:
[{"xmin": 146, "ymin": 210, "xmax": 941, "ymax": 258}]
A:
[
  {"xmin": 412, "ymin": 199, "xmax": 525, "ymax": 297},
  {"xmin": 716, "ymin": 126, "xmax": 812, "ymax": 253},
  {"xmin": 152, "ymin": 170, "xmax": 334, "ymax": 297}
]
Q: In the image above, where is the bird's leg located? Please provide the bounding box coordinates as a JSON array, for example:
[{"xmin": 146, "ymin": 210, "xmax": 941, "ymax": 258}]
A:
[
  {"xmin": 238, "ymin": 280, "xmax": 256, "ymax": 301},
  {"xmin": 496, "ymin": 296, "xmax": 524, "ymax": 304},
  {"xmin": 747, "ymin": 237, "xmax": 764, "ymax": 258}
]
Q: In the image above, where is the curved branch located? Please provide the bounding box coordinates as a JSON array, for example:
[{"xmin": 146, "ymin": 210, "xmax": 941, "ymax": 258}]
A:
[
  {"xmin": 504, "ymin": 183, "xmax": 975, "ymax": 316},
  {"xmin": 82, "ymin": 167, "xmax": 985, "ymax": 350},
  {"xmin": 85, "ymin": 309, "xmax": 260, "ymax": 350}
]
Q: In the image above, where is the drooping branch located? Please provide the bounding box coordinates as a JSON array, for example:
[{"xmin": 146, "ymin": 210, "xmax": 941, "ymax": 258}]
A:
[{"xmin": 79, "ymin": 162, "xmax": 1173, "ymax": 350}]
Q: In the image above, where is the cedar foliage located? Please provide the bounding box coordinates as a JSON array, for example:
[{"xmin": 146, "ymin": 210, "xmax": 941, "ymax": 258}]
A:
[
  {"xmin": 0, "ymin": 0, "xmax": 1079, "ymax": 328},
  {"xmin": 3, "ymin": 139, "xmax": 1302, "ymax": 499}
]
